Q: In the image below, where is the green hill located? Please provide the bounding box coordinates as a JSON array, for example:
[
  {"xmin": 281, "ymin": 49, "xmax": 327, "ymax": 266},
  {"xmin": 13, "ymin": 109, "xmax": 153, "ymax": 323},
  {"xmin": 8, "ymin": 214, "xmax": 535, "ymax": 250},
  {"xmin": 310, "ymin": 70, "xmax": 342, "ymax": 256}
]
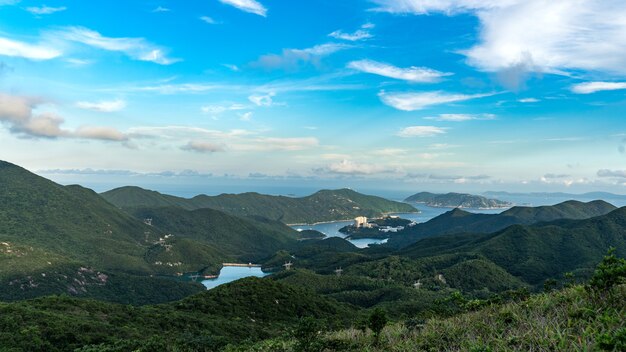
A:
[
  {"xmin": 102, "ymin": 186, "xmax": 417, "ymax": 224},
  {"xmin": 399, "ymin": 207, "xmax": 626, "ymax": 285},
  {"xmin": 405, "ymin": 191, "xmax": 512, "ymax": 208},
  {"xmin": 0, "ymin": 161, "xmax": 157, "ymax": 273},
  {"xmin": 129, "ymin": 206, "xmax": 301, "ymax": 263},
  {"xmin": 0, "ymin": 277, "xmax": 357, "ymax": 351},
  {"xmin": 388, "ymin": 200, "xmax": 617, "ymax": 248},
  {"xmin": 219, "ymin": 253, "xmax": 626, "ymax": 351},
  {"xmin": 1, "ymin": 160, "xmax": 307, "ymax": 303},
  {"xmin": 0, "ymin": 161, "xmax": 211, "ymax": 303},
  {"xmin": 343, "ymin": 253, "xmax": 526, "ymax": 296}
]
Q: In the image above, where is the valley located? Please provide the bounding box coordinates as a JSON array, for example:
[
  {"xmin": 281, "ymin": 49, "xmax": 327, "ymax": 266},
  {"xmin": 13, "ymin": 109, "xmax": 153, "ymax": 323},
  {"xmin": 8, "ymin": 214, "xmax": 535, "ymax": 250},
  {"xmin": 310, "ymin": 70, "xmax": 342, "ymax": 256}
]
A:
[{"xmin": 0, "ymin": 160, "xmax": 625, "ymax": 351}]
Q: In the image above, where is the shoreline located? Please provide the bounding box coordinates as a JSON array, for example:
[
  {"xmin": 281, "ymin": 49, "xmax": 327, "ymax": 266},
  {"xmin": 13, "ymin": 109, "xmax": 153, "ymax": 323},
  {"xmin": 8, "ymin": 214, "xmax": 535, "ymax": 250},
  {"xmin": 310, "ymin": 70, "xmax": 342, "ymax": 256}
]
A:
[
  {"xmin": 288, "ymin": 211, "xmax": 422, "ymax": 227},
  {"xmin": 407, "ymin": 202, "xmax": 512, "ymax": 210}
]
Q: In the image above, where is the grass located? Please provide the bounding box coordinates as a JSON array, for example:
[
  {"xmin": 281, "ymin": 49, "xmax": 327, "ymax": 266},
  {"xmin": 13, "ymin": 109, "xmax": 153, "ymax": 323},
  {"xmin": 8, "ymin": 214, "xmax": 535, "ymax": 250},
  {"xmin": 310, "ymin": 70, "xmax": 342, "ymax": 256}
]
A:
[
  {"xmin": 235, "ymin": 251, "xmax": 626, "ymax": 351},
  {"xmin": 232, "ymin": 284, "xmax": 625, "ymax": 351}
]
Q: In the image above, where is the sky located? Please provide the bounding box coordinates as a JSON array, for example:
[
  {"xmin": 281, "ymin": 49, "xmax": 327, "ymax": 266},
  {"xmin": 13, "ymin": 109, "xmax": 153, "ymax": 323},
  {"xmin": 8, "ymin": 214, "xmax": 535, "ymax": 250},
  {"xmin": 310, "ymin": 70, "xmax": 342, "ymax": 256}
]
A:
[{"xmin": 2, "ymin": 0, "xmax": 626, "ymax": 196}]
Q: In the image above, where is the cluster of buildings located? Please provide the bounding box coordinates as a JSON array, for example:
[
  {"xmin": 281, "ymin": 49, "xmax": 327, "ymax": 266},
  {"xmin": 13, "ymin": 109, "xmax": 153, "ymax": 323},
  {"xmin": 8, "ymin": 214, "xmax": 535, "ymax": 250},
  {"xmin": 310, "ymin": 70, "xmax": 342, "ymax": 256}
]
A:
[{"xmin": 353, "ymin": 216, "xmax": 417, "ymax": 233}]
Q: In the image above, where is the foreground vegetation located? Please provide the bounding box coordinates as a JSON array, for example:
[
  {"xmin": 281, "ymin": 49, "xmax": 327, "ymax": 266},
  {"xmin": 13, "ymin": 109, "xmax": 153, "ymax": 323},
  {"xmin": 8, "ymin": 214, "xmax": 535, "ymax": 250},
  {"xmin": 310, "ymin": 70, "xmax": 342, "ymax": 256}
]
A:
[
  {"xmin": 0, "ymin": 251, "xmax": 623, "ymax": 351},
  {"xmin": 232, "ymin": 251, "xmax": 626, "ymax": 351}
]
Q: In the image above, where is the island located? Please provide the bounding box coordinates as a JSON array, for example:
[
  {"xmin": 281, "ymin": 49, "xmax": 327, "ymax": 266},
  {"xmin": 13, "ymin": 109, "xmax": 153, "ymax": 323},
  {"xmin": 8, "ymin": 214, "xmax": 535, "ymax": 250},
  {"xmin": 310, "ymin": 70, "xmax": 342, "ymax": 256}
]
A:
[
  {"xmin": 404, "ymin": 192, "xmax": 512, "ymax": 209},
  {"xmin": 339, "ymin": 215, "xmax": 415, "ymax": 240}
]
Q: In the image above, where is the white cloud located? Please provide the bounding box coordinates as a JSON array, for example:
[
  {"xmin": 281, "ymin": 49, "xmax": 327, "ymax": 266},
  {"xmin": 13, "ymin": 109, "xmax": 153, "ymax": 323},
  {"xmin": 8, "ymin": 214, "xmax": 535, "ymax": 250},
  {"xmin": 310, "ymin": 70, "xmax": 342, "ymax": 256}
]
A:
[
  {"xmin": 126, "ymin": 83, "xmax": 233, "ymax": 94},
  {"xmin": 127, "ymin": 126, "xmax": 255, "ymax": 140},
  {"xmin": 201, "ymin": 104, "xmax": 246, "ymax": 115},
  {"xmin": 200, "ymin": 16, "xmax": 217, "ymax": 24},
  {"xmin": 428, "ymin": 143, "xmax": 457, "ymax": 149},
  {"xmin": 0, "ymin": 37, "xmax": 61, "ymax": 60},
  {"xmin": 251, "ymin": 137, "xmax": 318, "ymax": 151},
  {"xmin": 253, "ymin": 43, "xmax": 350, "ymax": 71},
  {"xmin": 75, "ymin": 99, "xmax": 126, "ymax": 112},
  {"xmin": 371, "ymin": 0, "xmax": 508, "ymax": 14},
  {"xmin": 0, "ymin": 93, "xmax": 127, "ymax": 141},
  {"xmin": 74, "ymin": 126, "xmax": 128, "ymax": 141},
  {"xmin": 397, "ymin": 126, "xmax": 447, "ymax": 137},
  {"xmin": 348, "ymin": 59, "xmax": 451, "ymax": 83},
  {"xmin": 371, "ymin": 148, "xmax": 408, "ymax": 157},
  {"xmin": 18, "ymin": 112, "xmax": 65, "ymax": 138},
  {"xmin": 379, "ymin": 90, "xmax": 493, "ymax": 111},
  {"xmin": 53, "ymin": 27, "xmax": 179, "ymax": 65},
  {"xmin": 518, "ymin": 98, "xmax": 540, "ymax": 103},
  {"xmin": 26, "ymin": 5, "xmax": 66, "ymax": 15},
  {"xmin": 182, "ymin": 141, "xmax": 225, "ymax": 153},
  {"xmin": 66, "ymin": 58, "xmax": 92, "ymax": 66},
  {"xmin": 321, "ymin": 159, "xmax": 389, "ymax": 175},
  {"xmin": 543, "ymin": 173, "xmax": 570, "ymax": 179},
  {"xmin": 116, "ymin": 74, "xmax": 363, "ymax": 96},
  {"xmin": 597, "ymin": 169, "xmax": 626, "ymax": 178},
  {"xmin": 222, "ymin": 64, "xmax": 240, "ymax": 71},
  {"xmin": 329, "ymin": 23, "xmax": 374, "ymax": 41},
  {"xmin": 425, "ymin": 113, "xmax": 495, "ymax": 121},
  {"xmin": 239, "ymin": 112, "xmax": 253, "ymax": 121},
  {"xmin": 152, "ymin": 6, "xmax": 170, "ymax": 12},
  {"xmin": 571, "ymin": 81, "xmax": 626, "ymax": 94},
  {"xmin": 373, "ymin": 0, "xmax": 626, "ymax": 78},
  {"xmin": 219, "ymin": 0, "xmax": 267, "ymax": 17},
  {"xmin": 131, "ymin": 126, "xmax": 318, "ymax": 153},
  {"xmin": 248, "ymin": 92, "xmax": 274, "ymax": 106}
]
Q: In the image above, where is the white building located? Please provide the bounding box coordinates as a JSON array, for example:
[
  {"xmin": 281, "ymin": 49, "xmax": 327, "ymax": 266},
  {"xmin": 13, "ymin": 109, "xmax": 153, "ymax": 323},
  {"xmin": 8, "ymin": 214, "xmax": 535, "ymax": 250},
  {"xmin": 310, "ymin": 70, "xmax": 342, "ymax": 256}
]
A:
[{"xmin": 354, "ymin": 216, "xmax": 369, "ymax": 228}]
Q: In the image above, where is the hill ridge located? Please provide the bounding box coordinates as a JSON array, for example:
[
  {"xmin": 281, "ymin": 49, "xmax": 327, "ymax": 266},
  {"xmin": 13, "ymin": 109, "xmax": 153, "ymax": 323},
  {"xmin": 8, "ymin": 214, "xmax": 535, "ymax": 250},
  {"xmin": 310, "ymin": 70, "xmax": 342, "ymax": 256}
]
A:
[{"xmin": 102, "ymin": 186, "xmax": 416, "ymax": 224}]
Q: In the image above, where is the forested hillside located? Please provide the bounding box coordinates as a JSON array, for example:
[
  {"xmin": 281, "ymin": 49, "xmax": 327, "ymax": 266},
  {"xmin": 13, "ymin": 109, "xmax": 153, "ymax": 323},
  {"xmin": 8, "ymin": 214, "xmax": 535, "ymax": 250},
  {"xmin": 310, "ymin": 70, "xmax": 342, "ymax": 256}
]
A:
[{"xmin": 102, "ymin": 186, "xmax": 416, "ymax": 224}]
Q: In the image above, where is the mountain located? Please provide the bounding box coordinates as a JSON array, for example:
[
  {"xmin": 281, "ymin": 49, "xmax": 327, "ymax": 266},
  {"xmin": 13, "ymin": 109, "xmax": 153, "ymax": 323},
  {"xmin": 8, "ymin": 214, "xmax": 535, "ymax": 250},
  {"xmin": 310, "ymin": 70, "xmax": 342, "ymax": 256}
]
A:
[
  {"xmin": 102, "ymin": 186, "xmax": 416, "ymax": 224},
  {"xmin": 128, "ymin": 206, "xmax": 301, "ymax": 263},
  {"xmin": 0, "ymin": 277, "xmax": 357, "ymax": 351},
  {"xmin": 484, "ymin": 190, "xmax": 626, "ymax": 200},
  {"xmin": 0, "ymin": 160, "xmax": 207, "ymax": 303},
  {"xmin": 405, "ymin": 192, "xmax": 512, "ymax": 208},
  {"xmin": 387, "ymin": 200, "xmax": 617, "ymax": 248},
  {"xmin": 399, "ymin": 206, "xmax": 626, "ymax": 285},
  {"xmin": 0, "ymin": 161, "xmax": 158, "ymax": 274}
]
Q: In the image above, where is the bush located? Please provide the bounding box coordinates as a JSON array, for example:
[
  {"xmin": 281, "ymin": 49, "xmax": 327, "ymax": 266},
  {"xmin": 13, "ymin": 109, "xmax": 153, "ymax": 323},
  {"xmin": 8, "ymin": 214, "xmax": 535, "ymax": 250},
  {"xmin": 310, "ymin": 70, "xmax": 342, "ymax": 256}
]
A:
[
  {"xmin": 597, "ymin": 327, "xmax": 626, "ymax": 351},
  {"xmin": 588, "ymin": 248, "xmax": 626, "ymax": 292},
  {"xmin": 293, "ymin": 317, "xmax": 324, "ymax": 352},
  {"xmin": 368, "ymin": 308, "xmax": 388, "ymax": 344}
]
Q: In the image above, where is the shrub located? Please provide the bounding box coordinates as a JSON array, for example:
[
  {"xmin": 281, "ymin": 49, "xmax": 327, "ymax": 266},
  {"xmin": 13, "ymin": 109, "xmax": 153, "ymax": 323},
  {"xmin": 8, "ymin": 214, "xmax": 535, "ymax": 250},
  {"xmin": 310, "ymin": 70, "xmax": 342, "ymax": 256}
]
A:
[
  {"xmin": 588, "ymin": 248, "xmax": 626, "ymax": 292},
  {"xmin": 293, "ymin": 317, "xmax": 324, "ymax": 352},
  {"xmin": 368, "ymin": 308, "xmax": 388, "ymax": 344}
]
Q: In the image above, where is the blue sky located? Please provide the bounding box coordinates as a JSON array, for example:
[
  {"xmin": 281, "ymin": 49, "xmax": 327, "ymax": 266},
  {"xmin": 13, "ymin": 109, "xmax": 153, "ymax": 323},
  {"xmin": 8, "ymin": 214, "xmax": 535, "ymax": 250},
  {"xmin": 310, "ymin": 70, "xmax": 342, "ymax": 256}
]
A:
[{"xmin": 1, "ymin": 0, "xmax": 626, "ymax": 196}]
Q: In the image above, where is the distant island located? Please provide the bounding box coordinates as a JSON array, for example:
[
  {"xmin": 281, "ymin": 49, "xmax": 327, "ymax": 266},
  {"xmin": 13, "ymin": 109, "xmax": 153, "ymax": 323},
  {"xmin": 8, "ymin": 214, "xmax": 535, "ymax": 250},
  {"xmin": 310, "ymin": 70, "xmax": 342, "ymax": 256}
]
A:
[
  {"xmin": 405, "ymin": 192, "xmax": 513, "ymax": 209},
  {"xmin": 484, "ymin": 191, "xmax": 626, "ymax": 200}
]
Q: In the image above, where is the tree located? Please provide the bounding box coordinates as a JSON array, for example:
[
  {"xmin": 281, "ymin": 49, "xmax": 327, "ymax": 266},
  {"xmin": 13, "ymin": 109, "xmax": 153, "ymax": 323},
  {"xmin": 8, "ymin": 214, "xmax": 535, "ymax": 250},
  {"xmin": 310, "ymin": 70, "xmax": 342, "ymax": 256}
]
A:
[
  {"xmin": 293, "ymin": 317, "xmax": 323, "ymax": 352},
  {"xmin": 589, "ymin": 247, "xmax": 626, "ymax": 292},
  {"xmin": 368, "ymin": 308, "xmax": 388, "ymax": 345}
]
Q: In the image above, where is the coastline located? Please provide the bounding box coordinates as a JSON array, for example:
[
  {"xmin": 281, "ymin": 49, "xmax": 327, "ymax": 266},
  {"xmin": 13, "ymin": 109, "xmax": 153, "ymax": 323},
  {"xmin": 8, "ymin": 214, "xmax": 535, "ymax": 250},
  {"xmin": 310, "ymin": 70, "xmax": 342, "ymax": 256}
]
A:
[
  {"xmin": 406, "ymin": 202, "xmax": 512, "ymax": 210},
  {"xmin": 288, "ymin": 211, "xmax": 422, "ymax": 227}
]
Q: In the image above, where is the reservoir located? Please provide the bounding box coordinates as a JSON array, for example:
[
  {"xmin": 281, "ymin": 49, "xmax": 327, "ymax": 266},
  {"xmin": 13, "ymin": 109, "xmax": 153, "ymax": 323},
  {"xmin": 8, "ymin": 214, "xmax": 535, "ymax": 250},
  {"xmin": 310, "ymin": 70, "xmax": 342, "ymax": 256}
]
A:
[
  {"xmin": 201, "ymin": 265, "xmax": 267, "ymax": 290},
  {"xmin": 291, "ymin": 206, "xmax": 507, "ymax": 248},
  {"xmin": 202, "ymin": 198, "xmax": 571, "ymax": 289}
]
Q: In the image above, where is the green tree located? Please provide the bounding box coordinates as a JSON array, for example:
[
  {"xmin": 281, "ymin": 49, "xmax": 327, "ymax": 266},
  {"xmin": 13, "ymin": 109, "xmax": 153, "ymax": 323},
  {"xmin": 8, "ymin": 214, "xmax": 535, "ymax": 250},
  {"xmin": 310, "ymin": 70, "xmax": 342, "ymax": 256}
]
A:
[
  {"xmin": 368, "ymin": 308, "xmax": 388, "ymax": 345},
  {"xmin": 589, "ymin": 248, "xmax": 626, "ymax": 292},
  {"xmin": 293, "ymin": 317, "xmax": 324, "ymax": 352}
]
